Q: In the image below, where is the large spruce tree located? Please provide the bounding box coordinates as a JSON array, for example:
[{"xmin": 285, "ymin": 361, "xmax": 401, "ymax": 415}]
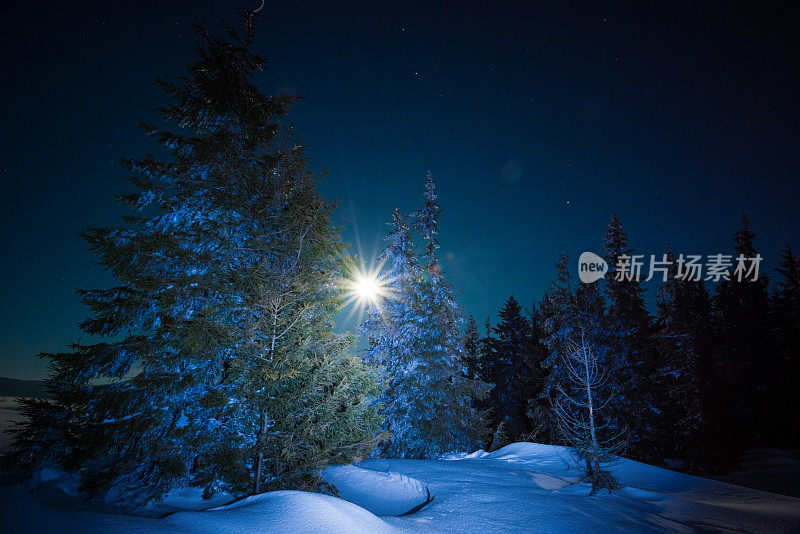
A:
[
  {"xmin": 12, "ymin": 14, "xmax": 379, "ymax": 504},
  {"xmin": 410, "ymin": 174, "xmax": 489, "ymax": 455}
]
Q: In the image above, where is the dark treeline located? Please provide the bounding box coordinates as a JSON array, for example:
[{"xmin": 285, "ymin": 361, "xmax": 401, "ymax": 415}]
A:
[{"xmin": 469, "ymin": 213, "xmax": 800, "ymax": 473}]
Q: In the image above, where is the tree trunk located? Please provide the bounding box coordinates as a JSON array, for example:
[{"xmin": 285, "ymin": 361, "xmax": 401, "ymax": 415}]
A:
[
  {"xmin": 254, "ymin": 303, "xmax": 280, "ymax": 494},
  {"xmin": 253, "ymin": 412, "xmax": 268, "ymax": 494}
]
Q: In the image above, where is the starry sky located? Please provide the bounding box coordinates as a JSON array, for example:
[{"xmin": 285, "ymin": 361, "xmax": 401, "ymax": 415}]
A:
[{"xmin": 1, "ymin": 1, "xmax": 799, "ymax": 379}]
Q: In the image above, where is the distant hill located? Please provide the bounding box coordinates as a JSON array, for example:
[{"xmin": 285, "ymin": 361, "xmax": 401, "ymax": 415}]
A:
[{"xmin": 0, "ymin": 377, "xmax": 47, "ymax": 398}]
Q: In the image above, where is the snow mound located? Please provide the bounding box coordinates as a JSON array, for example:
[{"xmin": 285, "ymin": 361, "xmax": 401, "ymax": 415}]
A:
[
  {"xmin": 322, "ymin": 464, "xmax": 431, "ymax": 516},
  {"xmin": 445, "ymin": 442, "xmax": 576, "ymax": 467},
  {"xmin": 29, "ymin": 464, "xmax": 80, "ymax": 497},
  {"xmin": 483, "ymin": 442, "xmax": 574, "ymax": 462},
  {"xmin": 165, "ymin": 490, "xmax": 399, "ymax": 534},
  {"xmin": 440, "ymin": 449, "xmax": 489, "ymax": 460}
]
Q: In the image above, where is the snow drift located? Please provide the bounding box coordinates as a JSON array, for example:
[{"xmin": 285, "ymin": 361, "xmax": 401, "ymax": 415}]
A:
[
  {"xmin": 166, "ymin": 490, "xmax": 399, "ymax": 534},
  {"xmin": 321, "ymin": 464, "xmax": 432, "ymax": 516}
]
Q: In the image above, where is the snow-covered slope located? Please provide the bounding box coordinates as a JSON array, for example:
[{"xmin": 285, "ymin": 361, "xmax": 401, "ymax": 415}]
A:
[{"xmin": 1, "ymin": 442, "xmax": 798, "ymax": 533}]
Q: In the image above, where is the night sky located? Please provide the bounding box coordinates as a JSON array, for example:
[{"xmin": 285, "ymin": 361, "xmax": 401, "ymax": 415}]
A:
[{"xmin": 1, "ymin": 2, "xmax": 798, "ymax": 379}]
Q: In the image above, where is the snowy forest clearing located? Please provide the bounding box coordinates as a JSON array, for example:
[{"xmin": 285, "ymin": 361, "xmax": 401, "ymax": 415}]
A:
[
  {"xmin": 3, "ymin": 8, "xmax": 800, "ymax": 534},
  {"xmin": 1, "ymin": 442, "xmax": 798, "ymax": 533}
]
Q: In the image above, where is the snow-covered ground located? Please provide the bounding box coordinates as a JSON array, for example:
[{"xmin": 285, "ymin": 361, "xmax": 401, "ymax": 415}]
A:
[{"xmin": 1, "ymin": 442, "xmax": 799, "ymax": 533}]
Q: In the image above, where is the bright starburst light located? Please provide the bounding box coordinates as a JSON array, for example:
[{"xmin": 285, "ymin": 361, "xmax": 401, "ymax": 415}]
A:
[
  {"xmin": 353, "ymin": 272, "xmax": 381, "ymax": 303},
  {"xmin": 345, "ymin": 267, "xmax": 388, "ymax": 307},
  {"xmin": 340, "ymin": 259, "xmax": 400, "ymax": 326},
  {"xmin": 338, "ymin": 216, "xmax": 399, "ymax": 326}
]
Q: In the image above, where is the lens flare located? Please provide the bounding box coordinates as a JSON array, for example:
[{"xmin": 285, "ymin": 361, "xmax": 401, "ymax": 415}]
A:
[
  {"xmin": 347, "ymin": 268, "xmax": 385, "ymax": 306},
  {"xmin": 342, "ymin": 262, "xmax": 398, "ymax": 318},
  {"xmin": 353, "ymin": 272, "xmax": 381, "ymax": 303}
]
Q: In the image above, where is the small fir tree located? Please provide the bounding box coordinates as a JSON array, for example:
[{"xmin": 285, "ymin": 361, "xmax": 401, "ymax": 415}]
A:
[{"xmin": 552, "ymin": 334, "xmax": 624, "ymax": 494}]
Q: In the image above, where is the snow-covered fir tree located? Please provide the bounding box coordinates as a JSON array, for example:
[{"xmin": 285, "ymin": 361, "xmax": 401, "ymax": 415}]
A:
[
  {"xmin": 410, "ymin": 173, "xmax": 489, "ymax": 455},
  {"xmin": 362, "ymin": 209, "xmax": 422, "ymax": 456},
  {"xmin": 11, "ymin": 14, "xmax": 380, "ymax": 505},
  {"xmin": 363, "ymin": 174, "xmax": 488, "ymax": 458}
]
